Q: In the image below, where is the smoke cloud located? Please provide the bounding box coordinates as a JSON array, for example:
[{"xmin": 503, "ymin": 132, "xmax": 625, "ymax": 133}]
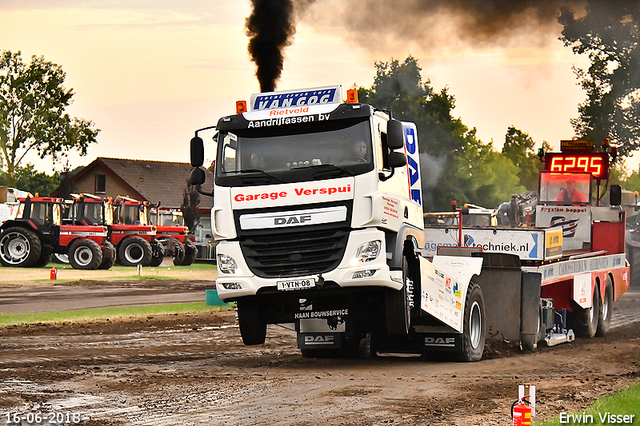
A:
[{"xmin": 298, "ymin": 0, "xmax": 587, "ymax": 53}]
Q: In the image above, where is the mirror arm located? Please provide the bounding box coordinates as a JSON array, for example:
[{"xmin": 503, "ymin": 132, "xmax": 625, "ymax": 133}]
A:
[
  {"xmin": 195, "ymin": 184, "xmax": 214, "ymax": 197},
  {"xmin": 378, "ymin": 168, "xmax": 395, "ymax": 182}
]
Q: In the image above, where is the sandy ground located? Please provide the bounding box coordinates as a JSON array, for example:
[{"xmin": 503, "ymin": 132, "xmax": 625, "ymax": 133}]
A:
[{"xmin": 0, "ymin": 272, "xmax": 638, "ymax": 425}]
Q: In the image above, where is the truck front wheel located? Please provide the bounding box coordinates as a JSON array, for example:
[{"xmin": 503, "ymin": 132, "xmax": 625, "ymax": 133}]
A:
[
  {"xmin": 458, "ymin": 281, "xmax": 486, "ymax": 362},
  {"xmin": 237, "ymin": 298, "xmax": 267, "ymax": 345},
  {"xmin": 385, "ymin": 256, "xmax": 414, "ymax": 335}
]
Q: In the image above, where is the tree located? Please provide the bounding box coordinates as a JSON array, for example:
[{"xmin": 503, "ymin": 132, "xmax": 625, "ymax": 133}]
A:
[
  {"xmin": 0, "ymin": 50, "xmax": 99, "ymax": 185},
  {"xmin": 559, "ymin": 2, "xmax": 640, "ymax": 157},
  {"xmin": 358, "ymin": 56, "xmax": 523, "ymax": 210},
  {"xmin": 180, "ymin": 180, "xmax": 201, "ymax": 233},
  {"xmin": 501, "ymin": 127, "xmax": 550, "ymax": 190}
]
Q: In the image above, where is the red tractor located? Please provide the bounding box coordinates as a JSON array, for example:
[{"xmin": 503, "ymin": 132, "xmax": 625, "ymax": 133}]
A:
[
  {"xmin": 0, "ymin": 196, "xmax": 113, "ymax": 269},
  {"xmin": 71, "ymin": 194, "xmax": 163, "ymax": 267},
  {"xmin": 148, "ymin": 204, "xmax": 197, "ymax": 266}
]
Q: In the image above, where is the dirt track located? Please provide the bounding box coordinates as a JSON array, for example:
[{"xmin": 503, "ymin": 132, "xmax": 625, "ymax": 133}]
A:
[{"xmin": 0, "ymin": 276, "xmax": 638, "ymax": 425}]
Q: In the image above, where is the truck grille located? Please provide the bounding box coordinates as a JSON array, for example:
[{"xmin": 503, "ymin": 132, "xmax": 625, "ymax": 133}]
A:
[{"xmin": 240, "ymin": 228, "xmax": 349, "ymax": 278}]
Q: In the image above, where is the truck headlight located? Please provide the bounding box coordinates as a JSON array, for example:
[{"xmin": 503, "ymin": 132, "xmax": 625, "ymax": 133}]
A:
[
  {"xmin": 355, "ymin": 240, "xmax": 382, "ymax": 262},
  {"xmin": 217, "ymin": 254, "xmax": 238, "ymax": 274}
]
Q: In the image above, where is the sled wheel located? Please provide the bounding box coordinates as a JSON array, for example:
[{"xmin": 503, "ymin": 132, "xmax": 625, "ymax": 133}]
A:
[
  {"xmin": 117, "ymin": 236, "xmax": 152, "ymax": 266},
  {"xmin": 0, "ymin": 227, "xmax": 42, "ymax": 267},
  {"xmin": 237, "ymin": 298, "xmax": 267, "ymax": 345},
  {"xmin": 569, "ymin": 283, "xmax": 600, "ymax": 338},
  {"xmin": 458, "ymin": 281, "xmax": 486, "ymax": 362},
  {"xmin": 385, "ymin": 256, "xmax": 414, "ymax": 335},
  {"xmin": 98, "ymin": 241, "xmax": 116, "ymax": 270},
  {"xmin": 68, "ymin": 239, "xmax": 103, "ymax": 270},
  {"xmin": 596, "ymin": 277, "xmax": 613, "ymax": 337}
]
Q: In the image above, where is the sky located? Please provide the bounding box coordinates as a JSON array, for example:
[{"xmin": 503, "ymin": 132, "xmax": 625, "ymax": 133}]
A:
[{"xmin": 3, "ymin": 0, "xmax": 635, "ymax": 175}]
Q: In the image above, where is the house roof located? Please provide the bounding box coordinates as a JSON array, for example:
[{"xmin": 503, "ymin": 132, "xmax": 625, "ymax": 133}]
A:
[{"xmin": 57, "ymin": 157, "xmax": 213, "ymax": 209}]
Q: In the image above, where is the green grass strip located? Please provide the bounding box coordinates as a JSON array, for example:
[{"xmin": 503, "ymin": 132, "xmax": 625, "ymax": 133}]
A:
[
  {"xmin": 0, "ymin": 302, "xmax": 232, "ymax": 327},
  {"xmin": 534, "ymin": 381, "xmax": 640, "ymax": 425}
]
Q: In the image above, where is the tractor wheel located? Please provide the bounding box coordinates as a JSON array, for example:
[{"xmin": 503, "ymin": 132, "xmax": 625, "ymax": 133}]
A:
[
  {"xmin": 457, "ymin": 281, "xmax": 486, "ymax": 362},
  {"xmin": 568, "ymin": 285, "xmax": 600, "ymax": 338},
  {"xmin": 169, "ymin": 238, "xmax": 186, "ymax": 265},
  {"xmin": 596, "ymin": 278, "xmax": 613, "ymax": 337},
  {"xmin": 237, "ymin": 298, "xmax": 267, "ymax": 345},
  {"xmin": 179, "ymin": 242, "xmax": 197, "ymax": 266},
  {"xmin": 385, "ymin": 256, "xmax": 414, "ymax": 335},
  {"xmin": 34, "ymin": 245, "xmax": 53, "ymax": 268},
  {"xmin": 0, "ymin": 227, "xmax": 42, "ymax": 267},
  {"xmin": 117, "ymin": 237, "xmax": 152, "ymax": 267},
  {"xmin": 98, "ymin": 241, "xmax": 116, "ymax": 270},
  {"xmin": 68, "ymin": 239, "xmax": 104, "ymax": 270},
  {"xmin": 147, "ymin": 240, "xmax": 166, "ymax": 267}
]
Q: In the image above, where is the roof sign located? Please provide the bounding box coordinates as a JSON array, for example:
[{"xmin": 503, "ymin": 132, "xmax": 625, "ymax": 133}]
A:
[{"xmin": 250, "ymin": 86, "xmax": 342, "ymax": 111}]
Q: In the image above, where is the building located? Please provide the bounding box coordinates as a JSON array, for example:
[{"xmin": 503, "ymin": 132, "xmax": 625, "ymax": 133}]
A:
[{"xmin": 52, "ymin": 157, "xmax": 215, "ymax": 259}]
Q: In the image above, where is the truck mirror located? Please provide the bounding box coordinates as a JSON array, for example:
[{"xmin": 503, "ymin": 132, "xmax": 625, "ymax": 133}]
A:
[
  {"xmin": 387, "ymin": 120, "xmax": 404, "ymax": 150},
  {"xmin": 610, "ymin": 184, "xmax": 622, "ymax": 206},
  {"xmin": 189, "ymin": 167, "xmax": 206, "ymax": 186},
  {"xmin": 190, "ymin": 136, "xmax": 205, "ymax": 167},
  {"xmin": 388, "ymin": 151, "xmax": 407, "ymax": 168}
]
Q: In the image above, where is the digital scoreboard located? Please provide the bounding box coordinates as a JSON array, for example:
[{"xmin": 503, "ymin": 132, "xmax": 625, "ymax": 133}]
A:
[{"xmin": 544, "ymin": 151, "xmax": 609, "ymax": 179}]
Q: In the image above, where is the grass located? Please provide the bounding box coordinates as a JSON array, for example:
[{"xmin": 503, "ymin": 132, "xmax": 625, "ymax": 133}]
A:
[
  {"xmin": 533, "ymin": 382, "xmax": 640, "ymax": 425},
  {"xmin": 0, "ymin": 302, "xmax": 232, "ymax": 327}
]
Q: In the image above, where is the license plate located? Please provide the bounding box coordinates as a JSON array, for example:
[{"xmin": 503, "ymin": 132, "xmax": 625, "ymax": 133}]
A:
[{"xmin": 277, "ymin": 278, "xmax": 316, "ymax": 291}]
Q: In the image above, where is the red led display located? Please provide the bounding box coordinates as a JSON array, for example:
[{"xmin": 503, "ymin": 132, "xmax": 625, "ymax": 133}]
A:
[{"xmin": 544, "ymin": 152, "xmax": 609, "ymax": 179}]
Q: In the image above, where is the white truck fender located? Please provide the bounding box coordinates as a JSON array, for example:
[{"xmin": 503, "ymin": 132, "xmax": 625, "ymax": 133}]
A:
[{"xmin": 418, "ymin": 255, "xmax": 483, "ymax": 333}]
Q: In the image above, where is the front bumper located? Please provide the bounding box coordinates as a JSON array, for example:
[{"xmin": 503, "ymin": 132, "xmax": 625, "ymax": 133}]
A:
[{"xmin": 215, "ymin": 228, "xmax": 402, "ymax": 301}]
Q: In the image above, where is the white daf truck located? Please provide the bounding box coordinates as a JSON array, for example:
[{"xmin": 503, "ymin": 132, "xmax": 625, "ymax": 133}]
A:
[{"xmin": 189, "ymin": 86, "xmax": 628, "ymax": 361}]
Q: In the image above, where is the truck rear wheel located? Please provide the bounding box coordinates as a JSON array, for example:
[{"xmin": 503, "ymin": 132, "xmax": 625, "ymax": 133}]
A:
[
  {"xmin": 117, "ymin": 236, "xmax": 152, "ymax": 267},
  {"xmin": 596, "ymin": 278, "xmax": 613, "ymax": 337},
  {"xmin": 458, "ymin": 281, "xmax": 486, "ymax": 362},
  {"xmin": 385, "ymin": 256, "xmax": 414, "ymax": 335},
  {"xmin": 0, "ymin": 227, "xmax": 42, "ymax": 267},
  {"xmin": 237, "ymin": 298, "xmax": 267, "ymax": 345},
  {"xmin": 69, "ymin": 239, "xmax": 104, "ymax": 270},
  {"xmin": 569, "ymin": 285, "xmax": 600, "ymax": 338}
]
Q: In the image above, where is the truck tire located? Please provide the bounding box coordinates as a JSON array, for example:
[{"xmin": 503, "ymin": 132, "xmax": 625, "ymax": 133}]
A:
[
  {"xmin": 117, "ymin": 237, "xmax": 153, "ymax": 267},
  {"xmin": 458, "ymin": 281, "xmax": 486, "ymax": 362},
  {"xmin": 521, "ymin": 303, "xmax": 543, "ymax": 352},
  {"xmin": 628, "ymin": 245, "xmax": 640, "ymax": 287},
  {"xmin": 98, "ymin": 241, "xmax": 116, "ymax": 270},
  {"xmin": 68, "ymin": 239, "xmax": 104, "ymax": 270},
  {"xmin": 237, "ymin": 298, "xmax": 267, "ymax": 345},
  {"xmin": 178, "ymin": 242, "xmax": 197, "ymax": 266},
  {"xmin": 385, "ymin": 256, "xmax": 414, "ymax": 335},
  {"xmin": 0, "ymin": 227, "xmax": 42, "ymax": 267},
  {"xmin": 596, "ymin": 278, "xmax": 613, "ymax": 337},
  {"xmin": 568, "ymin": 285, "xmax": 600, "ymax": 338}
]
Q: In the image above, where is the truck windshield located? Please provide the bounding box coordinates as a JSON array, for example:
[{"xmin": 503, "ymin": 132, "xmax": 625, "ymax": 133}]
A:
[{"xmin": 215, "ymin": 118, "xmax": 373, "ymax": 186}]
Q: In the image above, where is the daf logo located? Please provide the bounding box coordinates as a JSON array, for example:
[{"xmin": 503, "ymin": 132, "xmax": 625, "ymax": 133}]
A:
[
  {"xmin": 425, "ymin": 337, "xmax": 455, "ymax": 346},
  {"xmin": 274, "ymin": 215, "xmax": 311, "ymax": 225},
  {"xmin": 304, "ymin": 335, "xmax": 334, "ymax": 343}
]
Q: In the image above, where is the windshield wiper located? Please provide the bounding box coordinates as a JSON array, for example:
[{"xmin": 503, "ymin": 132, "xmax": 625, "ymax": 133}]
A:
[
  {"xmin": 227, "ymin": 169, "xmax": 283, "ymax": 183},
  {"xmin": 298, "ymin": 163, "xmax": 354, "ymax": 178}
]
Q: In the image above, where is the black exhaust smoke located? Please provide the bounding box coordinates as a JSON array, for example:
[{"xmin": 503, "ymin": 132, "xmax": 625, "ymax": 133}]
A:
[{"xmin": 246, "ymin": 0, "xmax": 297, "ymax": 93}]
